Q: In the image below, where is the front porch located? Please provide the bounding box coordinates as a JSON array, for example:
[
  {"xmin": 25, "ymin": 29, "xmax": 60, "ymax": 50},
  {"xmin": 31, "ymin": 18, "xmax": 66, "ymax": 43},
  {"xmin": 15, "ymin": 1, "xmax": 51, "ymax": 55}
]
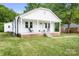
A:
[{"xmin": 19, "ymin": 19, "xmax": 61, "ymax": 36}]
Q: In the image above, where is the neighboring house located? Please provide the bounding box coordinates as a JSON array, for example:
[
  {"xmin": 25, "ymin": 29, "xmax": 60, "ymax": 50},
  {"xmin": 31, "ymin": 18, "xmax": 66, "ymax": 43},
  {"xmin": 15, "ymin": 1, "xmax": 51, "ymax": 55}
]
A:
[
  {"xmin": 4, "ymin": 7, "xmax": 61, "ymax": 37},
  {"xmin": 61, "ymin": 23, "xmax": 79, "ymax": 33}
]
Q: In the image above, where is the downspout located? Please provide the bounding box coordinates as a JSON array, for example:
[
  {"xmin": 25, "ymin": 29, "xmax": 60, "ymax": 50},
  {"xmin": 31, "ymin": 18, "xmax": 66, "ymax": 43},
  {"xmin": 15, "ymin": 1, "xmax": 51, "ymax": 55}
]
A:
[
  {"xmin": 16, "ymin": 16, "xmax": 20, "ymax": 36},
  {"xmin": 15, "ymin": 16, "xmax": 20, "ymax": 35}
]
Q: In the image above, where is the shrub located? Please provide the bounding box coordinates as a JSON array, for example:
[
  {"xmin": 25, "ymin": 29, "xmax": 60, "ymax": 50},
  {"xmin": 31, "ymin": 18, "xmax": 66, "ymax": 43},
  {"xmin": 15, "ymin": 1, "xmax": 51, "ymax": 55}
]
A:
[{"xmin": 0, "ymin": 22, "xmax": 4, "ymax": 32}]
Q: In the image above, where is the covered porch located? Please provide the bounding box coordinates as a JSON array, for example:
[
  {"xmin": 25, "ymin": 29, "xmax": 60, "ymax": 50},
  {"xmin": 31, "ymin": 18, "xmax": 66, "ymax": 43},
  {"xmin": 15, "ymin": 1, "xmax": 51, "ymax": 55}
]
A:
[{"xmin": 19, "ymin": 18, "xmax": 61, "ymax": 36}]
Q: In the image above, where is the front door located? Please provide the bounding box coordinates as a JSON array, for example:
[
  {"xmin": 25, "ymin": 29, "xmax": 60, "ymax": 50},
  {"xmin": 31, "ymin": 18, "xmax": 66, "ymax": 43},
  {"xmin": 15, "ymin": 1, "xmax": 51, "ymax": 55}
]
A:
[
  {"xmin": 45, "ymin": 23, "xmax": 50, "ymax": 32},
  {"xmin": 47, "ymin": 23, "xmax": 50, "ymax": 32},
  {"xmin": 39, "ymin": 23, "xmax": 45, "ymax": 32}
]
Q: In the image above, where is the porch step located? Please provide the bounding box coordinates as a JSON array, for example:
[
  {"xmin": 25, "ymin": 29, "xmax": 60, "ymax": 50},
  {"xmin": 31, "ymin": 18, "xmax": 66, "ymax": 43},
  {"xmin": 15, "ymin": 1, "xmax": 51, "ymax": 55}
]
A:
[{"xmin": 44, "ymin": 33, "xmax": 53, "ymax": 38}]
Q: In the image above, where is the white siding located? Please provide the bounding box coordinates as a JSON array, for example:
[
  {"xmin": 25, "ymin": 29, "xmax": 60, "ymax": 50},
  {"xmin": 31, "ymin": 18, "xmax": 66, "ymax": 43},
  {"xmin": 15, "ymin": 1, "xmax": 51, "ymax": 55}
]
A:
[
  {"xmin": 21, "ymin": 9, "xmax": 61, "ymax": 22},
  {"xmin": 4, "ymin": 22, "xmax": 12, "ymax": 32},
  {"xmin": 20, "ymin": 20, "xmax": 38, "ymax": 35},
  {"xmin": 50, "ymin": 22, "xmax": 55, "ymax": 32}
]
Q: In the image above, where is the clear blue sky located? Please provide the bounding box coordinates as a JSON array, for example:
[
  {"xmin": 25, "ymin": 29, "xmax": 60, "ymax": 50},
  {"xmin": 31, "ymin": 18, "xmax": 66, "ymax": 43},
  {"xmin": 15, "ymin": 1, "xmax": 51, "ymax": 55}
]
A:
[{"xmin": 1, "ymin": 3, "xmax": 28, "ymax": 14}]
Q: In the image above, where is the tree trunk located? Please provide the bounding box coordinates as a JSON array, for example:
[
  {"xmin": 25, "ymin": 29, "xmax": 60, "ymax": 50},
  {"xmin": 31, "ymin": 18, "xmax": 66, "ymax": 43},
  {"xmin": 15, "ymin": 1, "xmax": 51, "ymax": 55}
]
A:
[{"xmin": 67, "ymin": 24, "xmax": 70, "ymax": 33}]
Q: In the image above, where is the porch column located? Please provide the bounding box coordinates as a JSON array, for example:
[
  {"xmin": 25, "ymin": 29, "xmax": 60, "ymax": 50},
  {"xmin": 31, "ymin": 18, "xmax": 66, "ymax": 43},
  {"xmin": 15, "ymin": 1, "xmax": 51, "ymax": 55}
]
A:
[{"xmin": 37, "ymin": 20, "xmax": 39, "ymax": 32}]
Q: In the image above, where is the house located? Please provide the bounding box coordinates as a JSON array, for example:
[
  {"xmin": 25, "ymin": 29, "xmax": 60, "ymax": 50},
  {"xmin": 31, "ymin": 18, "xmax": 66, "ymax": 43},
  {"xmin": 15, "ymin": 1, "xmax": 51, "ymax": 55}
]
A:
[
  {"xmin": 4, "ymin": 7, "xmax": 61, "ymax": 37},
  {"xmin": 61, "ymin": 23, "xmax": 79, "ymax": 33}
]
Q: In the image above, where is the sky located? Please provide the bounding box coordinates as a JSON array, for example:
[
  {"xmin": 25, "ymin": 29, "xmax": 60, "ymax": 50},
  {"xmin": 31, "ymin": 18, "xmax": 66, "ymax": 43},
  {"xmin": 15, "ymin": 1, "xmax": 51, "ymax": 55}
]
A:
[{"xmin": 1, "ymin": 3, "xmax": 28, "ymax": 14}]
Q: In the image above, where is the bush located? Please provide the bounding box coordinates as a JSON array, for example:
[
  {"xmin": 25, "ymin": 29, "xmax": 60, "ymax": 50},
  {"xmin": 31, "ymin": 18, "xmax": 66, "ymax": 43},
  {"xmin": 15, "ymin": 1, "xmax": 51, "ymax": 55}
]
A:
[{"xmin": 0, "ymin": 22, "xmax": 4, "ymax": 32}]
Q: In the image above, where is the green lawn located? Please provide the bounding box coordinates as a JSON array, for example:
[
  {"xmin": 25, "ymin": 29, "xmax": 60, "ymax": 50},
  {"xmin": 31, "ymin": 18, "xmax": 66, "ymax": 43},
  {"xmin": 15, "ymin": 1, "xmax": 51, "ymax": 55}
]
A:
[{"xmin": 0, "ymin": 32, "xmax": 79, "ymax": 56}]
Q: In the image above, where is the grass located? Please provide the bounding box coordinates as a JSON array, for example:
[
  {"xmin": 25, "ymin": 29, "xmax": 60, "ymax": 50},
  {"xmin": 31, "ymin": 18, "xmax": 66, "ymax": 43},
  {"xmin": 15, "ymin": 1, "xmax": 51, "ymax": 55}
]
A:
[{"xmin": 0, "ymin": 32, "xmax": 79, "ymax": 56}]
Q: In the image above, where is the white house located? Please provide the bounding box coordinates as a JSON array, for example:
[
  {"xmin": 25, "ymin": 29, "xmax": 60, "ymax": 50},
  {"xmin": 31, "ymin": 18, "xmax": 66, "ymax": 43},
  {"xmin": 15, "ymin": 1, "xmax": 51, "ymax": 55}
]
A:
[{"xmin": 4, "ymin": 7, "xmax": 61, "ymax": 37}]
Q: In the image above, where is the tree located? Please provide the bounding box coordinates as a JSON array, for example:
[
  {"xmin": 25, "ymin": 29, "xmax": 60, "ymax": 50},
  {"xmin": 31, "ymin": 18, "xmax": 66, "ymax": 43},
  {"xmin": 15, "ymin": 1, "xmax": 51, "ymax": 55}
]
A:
[
  {"xmin": 0, "ymin": 4, "xmax": 17, "ymax": 22},
  {"xmin": 0, "ymin": 4, "xmax": 18, "ymax": 32},
  {"xmin": 60, "ymin": 4, "xmax": 79, "ymax": 33}
]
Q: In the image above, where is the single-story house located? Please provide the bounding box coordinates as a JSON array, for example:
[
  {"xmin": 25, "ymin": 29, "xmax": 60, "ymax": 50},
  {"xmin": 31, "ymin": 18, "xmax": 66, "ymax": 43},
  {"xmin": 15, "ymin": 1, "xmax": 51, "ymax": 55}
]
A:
[
  {"xmin": 61, "ymin": 23, "xmax": 79, "ymax": 33},
  {"xmin": 4, "ymin": 7, "xmax": 61, "ymax": 37}
]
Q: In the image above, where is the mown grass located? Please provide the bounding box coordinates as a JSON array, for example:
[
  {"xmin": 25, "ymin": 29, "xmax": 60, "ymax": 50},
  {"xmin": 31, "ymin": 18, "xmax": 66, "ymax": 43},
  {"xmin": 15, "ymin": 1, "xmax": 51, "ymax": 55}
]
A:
[{"xmin": 0, "ymin": 32, "xmax": 79, "ymax": 56}]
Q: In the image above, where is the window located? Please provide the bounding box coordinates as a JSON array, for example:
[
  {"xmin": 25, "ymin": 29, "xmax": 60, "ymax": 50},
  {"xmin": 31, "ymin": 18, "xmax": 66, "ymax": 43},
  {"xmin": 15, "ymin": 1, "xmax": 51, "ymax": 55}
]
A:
[
  {"xmin": 30, "ymin": 22, "xmax": 33, "ymax": 28},
  {"xmin": 8, "ymin": 25, "xmax": 10, "ymax": 28},
  {"xmin": 45, "ymin": 23, "xmax": 47, "ymax": 28},
  {"xmin": 48, "ymin": 23, "xmax": 50, "ymax": 28},
  {"xmin": 25, "ymin": 22, "xmax": 28, "ymax": 28},
  {"xmin": 25, "ymin": 22, "xmax": 33, "ymax": 28},
  {"xmin": 55, "ymin": 23, "xmax": 59, "ymax": 32},
  {"xmin": 45, "ymin": 23, "xmax": 50, "ymax": 28}
]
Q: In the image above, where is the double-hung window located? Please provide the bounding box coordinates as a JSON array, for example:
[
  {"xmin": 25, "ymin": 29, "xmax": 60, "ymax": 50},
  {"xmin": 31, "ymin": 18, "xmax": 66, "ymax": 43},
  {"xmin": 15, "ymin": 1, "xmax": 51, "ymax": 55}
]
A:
[
  {"xmin": 25, "ymin": 22, "xmax": 33, "ymax": 28},
  {"xmin": 45, "ymin": 23, "xmax": 50, "ymax": 28}
]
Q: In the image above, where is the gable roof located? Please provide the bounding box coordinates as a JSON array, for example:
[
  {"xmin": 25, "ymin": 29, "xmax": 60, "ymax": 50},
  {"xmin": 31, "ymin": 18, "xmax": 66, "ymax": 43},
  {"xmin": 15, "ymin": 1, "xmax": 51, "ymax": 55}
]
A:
[{"xmin": 18, "ymin": 7, "xmax": 61, "ymax": 22}]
